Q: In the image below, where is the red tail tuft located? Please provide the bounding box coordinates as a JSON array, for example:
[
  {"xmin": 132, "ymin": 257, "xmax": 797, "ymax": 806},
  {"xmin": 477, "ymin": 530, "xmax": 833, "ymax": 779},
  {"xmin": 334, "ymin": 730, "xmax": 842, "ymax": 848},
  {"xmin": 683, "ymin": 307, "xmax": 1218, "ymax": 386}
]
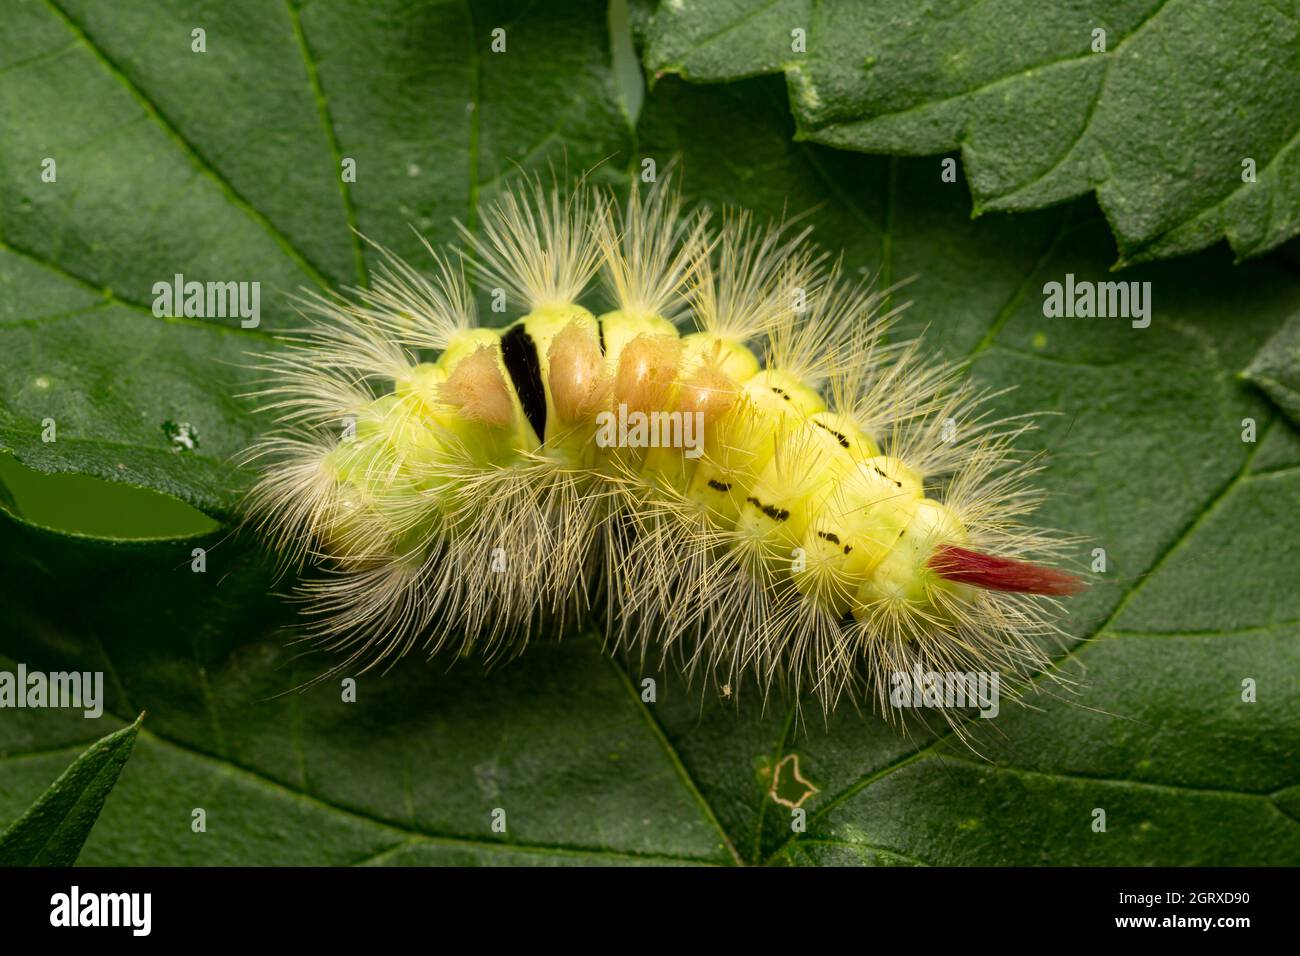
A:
[{"xmin": 928, "ymin": 545, "xmax": 1085, "ymax": 596}]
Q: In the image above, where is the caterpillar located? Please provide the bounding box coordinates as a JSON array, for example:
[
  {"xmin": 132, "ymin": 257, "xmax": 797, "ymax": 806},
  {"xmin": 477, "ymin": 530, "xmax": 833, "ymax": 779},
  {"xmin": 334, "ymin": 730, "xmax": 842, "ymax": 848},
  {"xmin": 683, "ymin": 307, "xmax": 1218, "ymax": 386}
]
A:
[{"xmin": 241, "ymin": 172, "xmax": 1083, "ymax": 730}]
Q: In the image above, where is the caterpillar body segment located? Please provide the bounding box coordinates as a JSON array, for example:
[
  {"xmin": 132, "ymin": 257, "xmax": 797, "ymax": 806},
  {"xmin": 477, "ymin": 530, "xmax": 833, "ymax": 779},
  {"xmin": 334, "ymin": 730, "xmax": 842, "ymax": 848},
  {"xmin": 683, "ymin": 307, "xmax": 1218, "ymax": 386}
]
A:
[{"xmin": 243, "ymin": 173, "xmax": 1082, "ymax": 726}]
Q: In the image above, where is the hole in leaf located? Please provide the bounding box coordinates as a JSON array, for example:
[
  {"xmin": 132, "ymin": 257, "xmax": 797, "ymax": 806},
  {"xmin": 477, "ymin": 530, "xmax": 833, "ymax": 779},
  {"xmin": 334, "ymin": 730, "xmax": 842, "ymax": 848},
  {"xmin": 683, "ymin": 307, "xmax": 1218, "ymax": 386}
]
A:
[{"xmin": 0, "ymin": 453, "xmax": 219, "ymax": 539}]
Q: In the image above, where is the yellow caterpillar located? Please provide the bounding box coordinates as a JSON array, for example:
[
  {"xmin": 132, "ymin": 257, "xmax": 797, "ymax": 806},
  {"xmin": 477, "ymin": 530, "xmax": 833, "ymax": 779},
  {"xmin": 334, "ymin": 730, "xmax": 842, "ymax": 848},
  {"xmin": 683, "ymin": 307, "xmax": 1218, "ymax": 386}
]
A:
[{"xmin": 243, "ymin": 173, "xmax": 1082, "ymax": 725}]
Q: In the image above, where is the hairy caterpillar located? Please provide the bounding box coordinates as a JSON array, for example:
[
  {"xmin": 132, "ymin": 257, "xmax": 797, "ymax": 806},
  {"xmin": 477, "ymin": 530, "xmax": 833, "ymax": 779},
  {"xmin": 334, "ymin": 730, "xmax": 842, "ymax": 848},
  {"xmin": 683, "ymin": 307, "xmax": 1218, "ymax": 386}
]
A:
[{"xmin": 242, "ymin": 172, "xmax": 1083, "ymax": 729}]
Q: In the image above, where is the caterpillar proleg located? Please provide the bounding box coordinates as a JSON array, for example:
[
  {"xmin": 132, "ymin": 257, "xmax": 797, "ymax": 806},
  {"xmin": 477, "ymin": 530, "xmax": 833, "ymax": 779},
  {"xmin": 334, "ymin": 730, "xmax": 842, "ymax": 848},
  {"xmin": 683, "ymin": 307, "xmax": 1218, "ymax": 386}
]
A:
[{"xmin": 242, "ymin": 172, "xmax": 1084, "ymax": 729}]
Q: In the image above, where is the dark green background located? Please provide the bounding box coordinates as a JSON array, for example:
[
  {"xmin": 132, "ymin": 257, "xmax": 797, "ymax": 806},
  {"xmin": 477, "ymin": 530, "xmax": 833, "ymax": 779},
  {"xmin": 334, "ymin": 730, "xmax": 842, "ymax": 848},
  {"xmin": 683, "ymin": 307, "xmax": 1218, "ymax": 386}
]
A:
[{"xmin": 1, "ymin": 0, "xmax": 1297, "ymax": 866}]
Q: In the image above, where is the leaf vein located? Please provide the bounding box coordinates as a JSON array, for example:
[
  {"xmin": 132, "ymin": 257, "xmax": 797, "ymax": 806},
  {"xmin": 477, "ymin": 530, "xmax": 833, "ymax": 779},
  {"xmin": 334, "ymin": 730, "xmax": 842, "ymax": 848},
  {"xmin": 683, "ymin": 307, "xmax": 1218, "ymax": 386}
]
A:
[{"xmin": 41, "ymin": 0, "xmax": 334, "ymax": 290}]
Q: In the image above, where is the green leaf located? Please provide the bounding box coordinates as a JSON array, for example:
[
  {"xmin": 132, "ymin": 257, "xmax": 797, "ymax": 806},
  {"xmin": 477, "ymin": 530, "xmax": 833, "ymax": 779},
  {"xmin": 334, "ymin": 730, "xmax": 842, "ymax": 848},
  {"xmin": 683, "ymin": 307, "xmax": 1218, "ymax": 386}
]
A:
[
  {"xmin": 2, "ymin": 3, "xmax": 1299, "ymax": 866},
  {"xmin": 0, "ymin": 714, "xmax": 142, "ymax": 866},
  {"xmin": 644, "ymin": 0, "xmax": 1300, "ymax": 267},
  {"xmin": 1244, "ymin": 313, "xmax": 1300, "ymax": 427},
  {"xmin": 0, "ymin": 517, "xmax": 737, "ymax": 865},
  {"xmin": 0, "ymin": 0, "xmax": 632, "ymax": 518},
  {"xmin": 637, "ymin": 75, "xmax": 1300, "ymax": 865}
]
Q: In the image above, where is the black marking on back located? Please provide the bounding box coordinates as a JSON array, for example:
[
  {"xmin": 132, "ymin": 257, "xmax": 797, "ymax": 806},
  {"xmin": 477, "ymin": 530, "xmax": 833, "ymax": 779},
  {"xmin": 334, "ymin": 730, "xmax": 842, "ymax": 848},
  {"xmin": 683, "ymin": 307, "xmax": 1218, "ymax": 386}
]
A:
[
  {"xmin": 813, "ymin": 419, "xmax": 851, "ymax": 449},
  {"xmin": 814, "ymin": 530, "xmax": 852, "ymax": 554},
  {"xmin": 596, "ymin": 316, "xmax": 606, "ymax": 355},
  {"xmin": 746, "ymin": 496, "xmax": 790, "ymax": 522},
  {"xmin": 770, "ymin": 386, "xmax": 792, "ymax": 401},
  {"xmin": 500, "ymin": 323, "xmax": 547, "ymax": 441},
  {"xmin": 873, "ymin": 464, "xmax": 902, "ymax": 488},
  {"xmin": 707, "ymin": 479, "xmax": 733, "ymax": 492}
]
